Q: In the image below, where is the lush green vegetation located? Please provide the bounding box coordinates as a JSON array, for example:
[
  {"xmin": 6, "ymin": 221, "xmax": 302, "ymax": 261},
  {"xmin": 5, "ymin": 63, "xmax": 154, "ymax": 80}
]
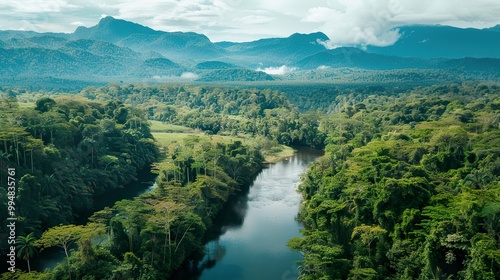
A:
[
  {"xmin": 289, "ymin": 83, "xmax": 500, "ymax": 279},
  {"xmin": 0, "ymin": 84, "xmax": 297, "ymax": 278},
  {"xmin": 1, "ymin": 81, "xmax": 499, "ymax": 279},
  {"xmin": 0, "ymin": 94, "xmax": 159, "ymax": 237},
  {"xmin": 1, "ymin": 136, "xmax": 263, "ymax": 279},
  {"xmin": 79, "ymin": 83, "xmax": 326, "ymax": 148}
]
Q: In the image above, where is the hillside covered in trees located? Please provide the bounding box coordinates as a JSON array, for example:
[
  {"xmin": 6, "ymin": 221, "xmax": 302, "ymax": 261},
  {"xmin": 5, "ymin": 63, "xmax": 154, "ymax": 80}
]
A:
[
  {"xmin": 77, "ymin": 84, "xmax": 326, "ymax": 148},
  {"xmin": 289, "ymin": 83, "xmax": 500, "ymax": 279},
  {"xmin": 0, "ymin": 82, "xmax": 499, "ymax": 279},
  {"xmin": 0, "ymin": 84, "xmax": 308, "ymax": 279},
  {"xmin": 0, "ymin": 95, "xmax": 159, "ymax": 235}
]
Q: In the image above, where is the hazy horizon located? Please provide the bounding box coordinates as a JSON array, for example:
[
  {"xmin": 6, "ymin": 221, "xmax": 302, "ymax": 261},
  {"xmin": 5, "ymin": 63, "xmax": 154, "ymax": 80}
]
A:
[{"xmin": 1, "ymin": 0, "xmax": 500, "ymax": 46}]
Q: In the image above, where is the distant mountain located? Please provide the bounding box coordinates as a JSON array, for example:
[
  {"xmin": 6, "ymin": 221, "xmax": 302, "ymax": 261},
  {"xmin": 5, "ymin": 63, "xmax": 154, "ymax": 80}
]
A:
[
  {"xmin": 63, "ymin": 39, "xmax": 139, "ymax": 58},
  {"xmin": 72, "ymin": 16, "xmax": 225, "ymax": 60},
  {"xmin": 487, "ymin": 25, "xmax": 500, "ymax": 32},
  {"xmin": 195, "ymin": 61, "xmax": 237, "ymax": 69},
  {"xmin": 142, "ymin": 58, "xmax": 181, "ymax": 69},
  {"xmin": 366, "ymin": 25, "xmax": 500, "ymax": 58},
  {"xmin": 72, "ymin": 16, "xmax": 158, "ymax": 43},
  {"xmin": 295, "ymin": 47, "xmax": 500, "ymax": 77},
  {"xmin": 1, "ymin": 35, "xmax": 69, "ymax": 49},
  {"xmin": 132, "ymin": 58, "xmax": 185, "ymax": 78},
  {"xmin": 218, "ymin": 32, "xmax": 329, "ymax": 66},
  {"xmin": 1, "ymin": 17, "xmax": 499, "ymax": 84},
  {"xmin": 2, "ymin": 37, "xmax": 40, "ymax": 48},
  {"xmin": 0, "ymin": 48, "xmax": 87, "ymax": 77},
  {"xmin": 0, "ymin": 30, "xmax": 44, "ymax": 40},
  {"xmin": 295, "ymin": 47, "xmax": 436, "ymax": 70}
]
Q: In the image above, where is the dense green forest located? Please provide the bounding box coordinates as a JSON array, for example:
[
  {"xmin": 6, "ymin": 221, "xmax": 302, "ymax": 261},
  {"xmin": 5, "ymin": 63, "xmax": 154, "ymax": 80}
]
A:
[
  {"xmin": 25, "ymin": 138, "xmax": 262, "ymax": 279},
  {"xmin": 76, "ymin": 84, "xmax": 326, "ymax": 148},
  {"xmin": 0, "ymin": 84, "xmax": 301, "ymax": 279},
  {"xmin": 0, "ymin": 95, "xmax": 159, "ymax": 234},
  {"xmin": 289, "ymin": 83, "xmax": 500, "ymax": 279},
  {"xmin": 1, "ymin": 82, "xmax": 499, "ymax": 279}
]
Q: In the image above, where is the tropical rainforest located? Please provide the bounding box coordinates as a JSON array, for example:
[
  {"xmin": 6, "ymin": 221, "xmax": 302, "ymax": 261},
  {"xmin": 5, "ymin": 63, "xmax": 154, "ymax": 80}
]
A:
[
  {"xmin": 0, "ymin": 81, "xmax": 499, "ymax": 279},
  {"xmin": 289, "ymin": 83, "xmax": 500, "ymax": 279}
]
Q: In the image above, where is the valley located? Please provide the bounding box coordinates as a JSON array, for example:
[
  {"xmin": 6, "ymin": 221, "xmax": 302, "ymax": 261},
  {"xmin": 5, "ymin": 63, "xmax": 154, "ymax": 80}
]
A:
[{"xmin": 0, "ymin": 15, "xmax": 499, "ymax": 280}]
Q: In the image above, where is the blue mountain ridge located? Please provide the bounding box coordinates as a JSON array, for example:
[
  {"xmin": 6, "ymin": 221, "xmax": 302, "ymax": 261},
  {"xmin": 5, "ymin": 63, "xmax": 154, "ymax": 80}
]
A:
[
  {"xmin": 366, "ymin": 25, "xmax": 500, "ymax": 58},
  {"xmin": 0, "ymin": 17, "xmax": 499, "ymax": 82}
]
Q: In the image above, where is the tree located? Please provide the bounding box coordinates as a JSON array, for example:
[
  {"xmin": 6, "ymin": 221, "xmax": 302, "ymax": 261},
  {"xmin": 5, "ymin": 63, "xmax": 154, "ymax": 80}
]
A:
[
  {"xmin": 98, "ymin": 155, "xmax": 119, "ymax": 170},
  {"xmin": 351, "ymin": 225, "xmax": 387, "ymax": 257},
  {"xmin": 16, "ymin": 233, "xmax": 37, "ymax": 272},
  {"xmin": 24, "ymin": 137, "xmax": 43, "ymax": 173},
  {"xmin": 35, "ymin": 97, "xmax": 56, "ymax": 113},
  {"xmin": 464, "ymin": 170, "xmax": 494, "ymax": 190},
  {"xmin": 36, "ymin": 224, "xmax": 85, "ymax": 280}
]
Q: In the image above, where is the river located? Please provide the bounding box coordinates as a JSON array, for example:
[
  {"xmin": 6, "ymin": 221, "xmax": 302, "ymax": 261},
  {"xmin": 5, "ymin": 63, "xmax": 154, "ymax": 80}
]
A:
[
  {"xmin": 30, "ymin": 147, "xmax": 322, "ymax": 277},
  {"xmin": 172, "ymin": 147, "xmax": 323, "ymax": 280}
]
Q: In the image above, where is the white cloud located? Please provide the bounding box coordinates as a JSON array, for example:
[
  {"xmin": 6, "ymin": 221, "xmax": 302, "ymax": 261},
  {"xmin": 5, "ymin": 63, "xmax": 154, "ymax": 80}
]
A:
[
  {"xmin": 0, "ymin": 0, "xmax": 499, "ymax": 45},
  {"xmin": 180, "ymin": 72, "xmax": 199, "ymax": 79},
  {"xmin": 257, "ymin": 65, "xmax": 297, "ymax": 75},
  {"xmin": 303, "ymin": 0, "xmax": 500, "ymax": 47},
  {"xmin": 235, "ymin": 15, "xmax": 273, "ymax": 25},
  {"xmin": 151, "ymin": 72, "xmax": 199, "ymax": 81},
  {"xmin": 0, "ymin": 0, "xmax": 79, "ymax": 13}
]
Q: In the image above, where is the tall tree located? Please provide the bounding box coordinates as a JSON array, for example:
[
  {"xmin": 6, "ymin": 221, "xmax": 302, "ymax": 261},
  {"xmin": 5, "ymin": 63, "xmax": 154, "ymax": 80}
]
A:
[
  {"xmin": 36, "ymin": 224, "xmax": 86, "ymax": 280},
  {"xmin": 16, "ymin": 233, "xmax": 37, "ymax": 272}
]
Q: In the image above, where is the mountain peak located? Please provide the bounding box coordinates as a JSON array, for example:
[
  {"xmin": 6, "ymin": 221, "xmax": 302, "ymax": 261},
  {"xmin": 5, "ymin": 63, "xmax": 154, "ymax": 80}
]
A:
[
  {"xmin": 487, "ymin": 24, "xmax": 500, "ymax": 32},
  {"xmin": 98, "ymin": 15, "xmax": 117, "ymax": 24},
  {"xmin": 73, "ymin": 16, "xmax": 157, "ymax": 42},
  {"xmin": 289, "ymin": 32, "xmax": 329, "ymax": 42},
  {"xmin": 95, "ymin": 16, "xmax": 157, "ymax": 35}
]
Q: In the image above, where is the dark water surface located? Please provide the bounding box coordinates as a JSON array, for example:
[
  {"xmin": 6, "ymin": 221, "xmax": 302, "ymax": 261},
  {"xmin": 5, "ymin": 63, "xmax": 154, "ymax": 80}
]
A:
[
  {"xmin": 29, "ymin": 148, "xmax": 322, "ymax": 277},
  {"xmin": 173, "ymin": 147, "xmax": 322, "ymax": 280}
]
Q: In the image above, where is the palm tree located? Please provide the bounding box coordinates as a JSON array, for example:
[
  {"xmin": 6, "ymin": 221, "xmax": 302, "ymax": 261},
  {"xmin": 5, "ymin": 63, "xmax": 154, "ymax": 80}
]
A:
[
  {"xmin": 16, "ymin": 232, "xmax": 38, "ymax": 272},
  {"xmin": 464, "ymin": 170, "xmax": 494, "ymax": 190}
]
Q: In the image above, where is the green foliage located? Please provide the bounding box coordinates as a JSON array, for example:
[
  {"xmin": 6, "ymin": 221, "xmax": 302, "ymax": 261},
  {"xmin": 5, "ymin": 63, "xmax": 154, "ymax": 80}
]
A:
[
  {"xmin": 4, "ymin": 81, "xmax": 500, "ymax": 279},
  {"xmin": 292, "ymin": 83, "xmax": 500, "ymax": 279},
  {"xmin": 0, "ymin": 95, "xmax": 159, "ymax": 260},
  {"xmin": 32, "ymin": 134, "xmax": 264, "ymax": 279},
  {"xmin": 79, "ymin": 84, "xmax": 326, "ymax": 148},
  {"xmin": 16, "ymin": 233, "xmax": 38, "ymax": 273}
]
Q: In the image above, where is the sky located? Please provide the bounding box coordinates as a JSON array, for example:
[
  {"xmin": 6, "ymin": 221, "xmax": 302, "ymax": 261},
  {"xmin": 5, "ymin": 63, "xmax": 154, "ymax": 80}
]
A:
[{"xmin": 1, "ymin": 0, "xmax": 499, "ymax": 47}]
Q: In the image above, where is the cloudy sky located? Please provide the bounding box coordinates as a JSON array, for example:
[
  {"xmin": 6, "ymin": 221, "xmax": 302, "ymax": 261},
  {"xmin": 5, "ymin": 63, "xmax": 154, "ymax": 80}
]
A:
[{"xmin": 1, "ymin": 0, "xmax": 499, "ymax": 46}]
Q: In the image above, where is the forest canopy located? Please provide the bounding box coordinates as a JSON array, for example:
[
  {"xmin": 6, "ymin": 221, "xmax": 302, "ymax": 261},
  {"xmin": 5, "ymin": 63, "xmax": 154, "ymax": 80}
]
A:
[
  {"xmin": 289, "ymin": 83, "xmax": 500, "ymax": 279},
  {"xmin": 0, "ymin": 81, "xmax": 499, "ymax": 279}
]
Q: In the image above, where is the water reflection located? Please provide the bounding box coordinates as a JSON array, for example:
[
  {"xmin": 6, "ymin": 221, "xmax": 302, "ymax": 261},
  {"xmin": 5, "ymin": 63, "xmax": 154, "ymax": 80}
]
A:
[{"xmin": 172, "ymin": 147, "xmax": 322, "ymax": 280}]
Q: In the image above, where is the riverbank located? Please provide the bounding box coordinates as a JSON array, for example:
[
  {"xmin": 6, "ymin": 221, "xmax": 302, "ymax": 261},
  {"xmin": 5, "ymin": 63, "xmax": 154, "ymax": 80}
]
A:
[
  {"xmin": 171, "ymin": 147, "xmax": 323, "ymax": 280},
  {"xmin": 149, "ymin": 120, "xmax": 296, "ymax": 165},
  {"xmin": 262, "ymin": 145, "xmax": 295, "ymax": 163},
  {"xmin": 16, "ymin": 130, "xmax": 295, "ymax": 278},
  {"xmin": 18, "ymin": 138, "xmax": 266, "ymax": 279}
]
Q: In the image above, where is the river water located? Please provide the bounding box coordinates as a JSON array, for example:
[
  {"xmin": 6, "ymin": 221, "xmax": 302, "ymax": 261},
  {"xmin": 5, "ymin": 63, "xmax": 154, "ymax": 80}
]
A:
[
  {"xmin": 173, "ymin": 147, "xmax": 322, "ymax": 280},
  {"xmin": 30, "ymin": 148, "xmax": 322, "ymax": 277}
]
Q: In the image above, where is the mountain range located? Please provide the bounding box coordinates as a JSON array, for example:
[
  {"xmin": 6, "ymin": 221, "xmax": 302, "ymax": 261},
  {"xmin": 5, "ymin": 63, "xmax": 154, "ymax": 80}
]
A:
[{"xmin": 0, "ymin": 16, "xmax": 499, "ymax": 83}]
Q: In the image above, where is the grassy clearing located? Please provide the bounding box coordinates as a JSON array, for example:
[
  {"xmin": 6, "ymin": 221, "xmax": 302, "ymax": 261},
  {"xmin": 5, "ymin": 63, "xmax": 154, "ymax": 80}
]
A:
[
  {"xmin": 152, "ymin": 130, "xmax": 295, "ymax": 163},
  {"xmin": 149, "ymin": 120, "xmax": 192, "ymax": 133},
  {"xmin": 152, "ymin": 132, "xmax": 253, "ymax": 147},
  {"xmin": 262, "ymin": 145, "xmax": 295, "ymax": 163},
  {"xmin": 18, "ymin": 102, "xmax": 35, "ymax": 108},
  {"xmin": 152, "ymin": 132, "xmax": 204, "ymax": 147}
]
